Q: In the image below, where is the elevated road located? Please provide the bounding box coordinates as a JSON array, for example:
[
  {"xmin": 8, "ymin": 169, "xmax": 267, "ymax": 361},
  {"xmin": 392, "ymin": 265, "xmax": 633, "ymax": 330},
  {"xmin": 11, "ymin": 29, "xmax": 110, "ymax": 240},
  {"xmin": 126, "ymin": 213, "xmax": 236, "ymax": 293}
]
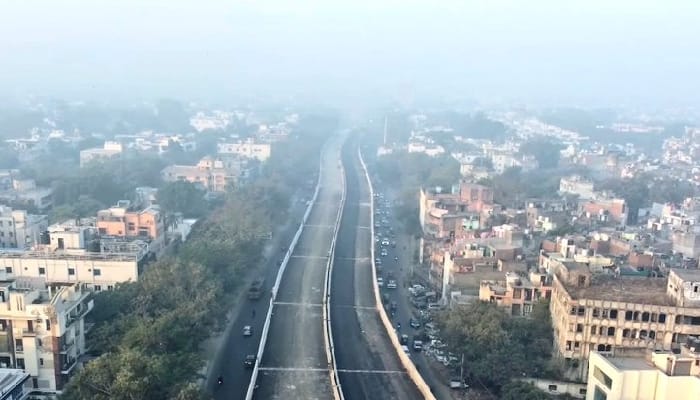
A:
[
  {"xmin": 252, "ymin": 134, "xmax": 346, "ymax": 399},
  {"xmin": 330, "ymin": 138, "xmax": 422, "ymax": 400}
]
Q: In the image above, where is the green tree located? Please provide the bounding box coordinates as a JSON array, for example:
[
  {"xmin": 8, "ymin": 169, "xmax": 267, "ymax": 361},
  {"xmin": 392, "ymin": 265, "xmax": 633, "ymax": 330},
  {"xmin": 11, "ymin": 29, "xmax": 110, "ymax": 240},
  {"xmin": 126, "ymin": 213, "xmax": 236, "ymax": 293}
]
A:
[
  {"xmin": 501, "ymin": 381, "xmax": 550, "ymax": 400},
  {"xmin": 157, "ymin": 181, "xmax": 206, "ymax": 218},
  {"xmin": 519, "ymin": 138, "xmax": 564, "ymax": 169}
]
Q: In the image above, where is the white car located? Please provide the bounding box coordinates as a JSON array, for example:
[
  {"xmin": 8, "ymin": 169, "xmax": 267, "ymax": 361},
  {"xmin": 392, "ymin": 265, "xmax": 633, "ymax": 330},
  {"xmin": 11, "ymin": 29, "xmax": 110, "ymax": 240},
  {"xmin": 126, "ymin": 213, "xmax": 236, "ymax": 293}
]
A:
[
  {"xmin": 387, "ymin": 280, "xmax": 397, "ymax": 289},
  {"xmin": 377, "ymin": 277, "xmax": 384, "ymax": 287},
  {"xmin": 243, "ymin": 325, "xmax": 252, "ymax": 337}
]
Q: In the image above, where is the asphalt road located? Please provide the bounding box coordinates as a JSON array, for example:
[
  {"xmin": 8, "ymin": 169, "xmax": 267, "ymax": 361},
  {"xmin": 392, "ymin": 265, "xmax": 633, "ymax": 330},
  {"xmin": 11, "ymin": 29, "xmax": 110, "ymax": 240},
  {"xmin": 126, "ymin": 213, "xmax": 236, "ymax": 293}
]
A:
[
  {"xmin": 330, "ymin": 138, "xmax": 422, "ymax": 400},
  {"xmin": 209, "ymin": 188, "xmax": 314, "ymax": 400},
  {"xmin": 252, "ymin": 135, "xmax": 345, "ymax": 399}
]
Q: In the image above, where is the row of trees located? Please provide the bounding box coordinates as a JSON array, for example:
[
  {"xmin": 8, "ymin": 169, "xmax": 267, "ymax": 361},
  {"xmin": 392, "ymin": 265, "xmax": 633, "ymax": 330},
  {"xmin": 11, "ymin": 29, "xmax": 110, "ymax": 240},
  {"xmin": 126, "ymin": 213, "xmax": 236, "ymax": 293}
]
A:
[
  {"xmin": 438, "ymin": 301, "xmax": 556, "ymax": 396},
  {"xmin": 61, "ymin": 113, "xmax": 336, "ymax": 399}
]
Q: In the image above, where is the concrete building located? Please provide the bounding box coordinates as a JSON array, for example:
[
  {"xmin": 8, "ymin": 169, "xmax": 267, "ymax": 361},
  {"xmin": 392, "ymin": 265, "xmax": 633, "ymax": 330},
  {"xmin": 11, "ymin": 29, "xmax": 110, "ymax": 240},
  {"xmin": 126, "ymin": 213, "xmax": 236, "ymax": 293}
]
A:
[
  {"xmin": 161, "ymin": 156, "xmax": 239, "ymax": 192},
  {"xmin": 79, "ymin": 141, "xmax": 123, "ymax": 167},
  {"xmin": 560, "ymin": 176, "xmax": 596, "ymax": 200},
  {"xmin": 0, "ymin": 278, "xmax": 93, "ymax": 393},
  {"xmin": 217, "ymin": 140, "xmax": 271, "ymax": 161},
  {"xmin": 479, "ymin": 270, "xmax": 553, "ymax": 316},
  {"xmin": 0, "ymin": 207, "xmax": 48, "ymax": 250},
  {"xmin": 672, "ymin": 228, "xmax": 700, "ymax": 259},
  {"xmin": 551, "ymin": 267, "xmax": 700, "ymax": 381},
  {"xmin": 0, "ymin": 180, "xmax": 52, "ymax": 211},
  {"xmin": 96, "ymin": 201, "xmax": 164, "ymax": 255},
  {"xmin": 586, "ymin": 349, "xmax": 700, "ymax": 400},
  {"xmin": 458, "ymin": 182, "xmax": 494, "ymax": 213},
  {"xmin": 580, "ymin": 197, "xmax": 628, "ymax": 226},
  {"xmin": 0, "ymin": 368, "xmax": 31, "ymax": 400}
]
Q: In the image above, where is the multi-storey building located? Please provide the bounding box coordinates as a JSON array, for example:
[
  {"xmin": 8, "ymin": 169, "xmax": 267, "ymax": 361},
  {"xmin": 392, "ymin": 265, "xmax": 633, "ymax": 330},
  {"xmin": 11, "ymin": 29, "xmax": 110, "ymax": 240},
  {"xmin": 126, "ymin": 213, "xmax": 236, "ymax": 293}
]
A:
[
  {"xmin": 161, "ymin": 156, "xmax": 240, "ymax": 192},
  {"xmin": 551, "ymin": 264, "xmax": 700, "ymax": 382},
  {"xmin": 0, "ymin": 206, "xmax": 48, "ymax": 250},
  {"xmin": 217, "ymin": 140, "xmax": 271, "ymax": 161},
  {"xmin": 79, "ymin": 141, "xmax": 123, "ymax": 167},
  {"xmin": 480, "ymin": 270, "xmax": 553, "ymax": 316},
  {"xmin": 96, "ymin": 201, "xmax": 163, "ymax": 244},
  {"xmin": 0, "ymin": 368, "xmax": 31, "ymax": 399},
  {"xmin": 586, "ymin": 347, "xmax": 700, "ymax": 400},
  {"xmin": 0, "ymin": 278, "xmax": 93, "ymax": 393}
]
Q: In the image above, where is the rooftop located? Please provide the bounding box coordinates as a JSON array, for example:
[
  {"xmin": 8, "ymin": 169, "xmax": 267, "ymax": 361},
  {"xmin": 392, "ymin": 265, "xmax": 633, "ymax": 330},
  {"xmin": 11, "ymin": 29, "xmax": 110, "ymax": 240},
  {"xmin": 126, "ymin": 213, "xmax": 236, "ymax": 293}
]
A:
[
  {"xmin": 0, "ymin": 368, "xmax": 29, "ymax": 394},
  {"xmin": 670, "ymin": 268, "xmax": 700, "ymax": 282},
  {"xmin": 607, "ymin": 356, "xmax": 657, "ymax": 371},
  {"xmin": 563, "ymin": 275, "xmax": 674, "ymax": 305}
]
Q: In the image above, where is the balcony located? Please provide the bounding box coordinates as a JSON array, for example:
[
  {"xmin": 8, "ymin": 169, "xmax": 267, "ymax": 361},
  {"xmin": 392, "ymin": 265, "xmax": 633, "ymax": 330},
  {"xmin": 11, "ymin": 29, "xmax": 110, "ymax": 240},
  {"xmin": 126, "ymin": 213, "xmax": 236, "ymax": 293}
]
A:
[
  {"xmin": 60, "ymin": 338, "xmax": 75, "ymax": 354},
  {"xmin": 61, "ymin": 356, "xmax": 78, "ymax": 374}
]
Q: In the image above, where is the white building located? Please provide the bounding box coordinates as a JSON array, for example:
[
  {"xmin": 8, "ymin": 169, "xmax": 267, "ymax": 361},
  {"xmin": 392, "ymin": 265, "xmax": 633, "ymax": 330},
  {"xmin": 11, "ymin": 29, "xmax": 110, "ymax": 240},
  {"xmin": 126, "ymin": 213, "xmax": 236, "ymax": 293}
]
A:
[
  {"xmin": 0, "ymin": 207, "xmax": 48, "ymax": 250},
  {"xmin": 217, "ymin": 140, "xmax": 271, "ymax": 161},
  {"xmin": 559, "ymin": 175, "xmax": 596, "ymax": 200},
  {"xmin": 79, "ymin": 141, "xmax": 123, "ymax": 167},
  {"xmin": 0, "ymin": 278, "xmax": 93, "ymax": 393},
  {"xmin": 0, "ymin": 368, "xmax": 31, "ymax": 400}
]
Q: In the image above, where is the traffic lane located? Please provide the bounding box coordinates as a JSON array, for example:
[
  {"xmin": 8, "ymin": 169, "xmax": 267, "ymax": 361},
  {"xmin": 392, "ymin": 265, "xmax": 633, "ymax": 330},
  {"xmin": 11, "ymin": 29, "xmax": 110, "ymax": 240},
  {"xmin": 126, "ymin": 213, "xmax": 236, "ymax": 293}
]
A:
[
  {"xmin": 212, "ymin": 200, "xmax": 309, "ymax": 400},
  {"xmin": 255, "ymin": 370, "xmax": 333, "ymax": 400}
]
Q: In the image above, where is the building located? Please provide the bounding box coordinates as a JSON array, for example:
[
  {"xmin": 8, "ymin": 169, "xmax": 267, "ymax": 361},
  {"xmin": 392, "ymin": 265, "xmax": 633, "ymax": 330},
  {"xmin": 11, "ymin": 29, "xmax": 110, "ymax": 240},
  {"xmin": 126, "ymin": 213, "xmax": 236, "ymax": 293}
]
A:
[
  {"xmin": 0, "ymin": 207, "xmax": 48, "ymax": 250},
  {"xmin": 96, "ymin": 201, "xmax": 164, "ymax": 254},
  {"xmin": 560, "ymin": 176, "xmax": 596, "ymax": 200},
  {"xmin": 0, "ymin": 278, "xmax": 93, "ymax": 393},
  {"xmin": 0, "ymin": 180, "xmax": 52, "ymax": 211},
  {"xmin": 79, "ymin": 141, "xmax": 123, "ymax": 167},
  {"xmin": 586, "ymin": 349, "xmax": 700, "ymax": 400},
  {"xmin": 550, "ymin": 267, "xmax": 700, "ymax": 382},
  {"xmin": 458, "ymin": 182, "xmax": 494, "ymax": 213},
  {"xmin": 217, "ymin": 140, "xmax": 271, "ymax": 161},
  {"xmin": 580, "ymin": 197, "xmax": 628, "ymax": 226},
  {"xmin": 0, "ymin": 368, "xmax": 31, "ymax": 400},
  {"xmin": 672, "ymin": 228, "xmax": 700, "ymax": 259},
  {"xmin": 480, "ymin": 270, "xmax": 553, "ymax": 316},
  {"xmin": 161, "ymin": 156, "xmax": 240, "ymax": 192}
]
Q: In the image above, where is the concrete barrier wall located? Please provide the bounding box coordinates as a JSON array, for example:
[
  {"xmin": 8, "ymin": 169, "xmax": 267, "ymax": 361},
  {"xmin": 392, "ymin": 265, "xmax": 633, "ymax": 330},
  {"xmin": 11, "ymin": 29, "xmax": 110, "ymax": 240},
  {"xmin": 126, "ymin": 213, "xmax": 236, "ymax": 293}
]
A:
[
  {"xmin": 245, "ymin": 144, "xmax": 326, "ymax": 400},
  {"xmin": 324, "ymin": 155, "xmax": 347, "ymax": 400},
  {"xmin": 358, "ymin": 148, "xmax": 437, "ymax": 400}
]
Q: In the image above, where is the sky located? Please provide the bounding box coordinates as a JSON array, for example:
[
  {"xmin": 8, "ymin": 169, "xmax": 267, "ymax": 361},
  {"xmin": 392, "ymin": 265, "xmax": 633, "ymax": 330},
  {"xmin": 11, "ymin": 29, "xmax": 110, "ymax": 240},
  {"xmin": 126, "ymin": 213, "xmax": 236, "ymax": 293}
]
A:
[{"xmin": 0, "ymin": 0, "xmax": 699, "ymax": 108}]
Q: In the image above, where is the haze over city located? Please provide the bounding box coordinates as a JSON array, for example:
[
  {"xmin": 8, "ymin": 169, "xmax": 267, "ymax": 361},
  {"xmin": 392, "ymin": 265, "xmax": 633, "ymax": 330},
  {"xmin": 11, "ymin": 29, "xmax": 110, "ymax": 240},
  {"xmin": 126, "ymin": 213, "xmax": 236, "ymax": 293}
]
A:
[{"xmin": 1, "ymin": 0, "xmax": 699, "ymax": 107}]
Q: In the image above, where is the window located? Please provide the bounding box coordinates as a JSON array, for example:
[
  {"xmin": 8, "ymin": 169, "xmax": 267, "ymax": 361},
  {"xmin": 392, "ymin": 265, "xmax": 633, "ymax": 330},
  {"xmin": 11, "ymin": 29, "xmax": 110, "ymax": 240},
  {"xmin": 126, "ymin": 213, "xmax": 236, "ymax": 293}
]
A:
[
  {"xmin": 593, "ymin": 366, "xmax": 613, "ymax": 389},
  {"xmin": 38, "ymin": 267, "xmax": 45, "ymax": 275},
  {"xmin": 566, "ymin": 341, "xmax": 572, "ymax": 350},
  {"xmin": 593, "ymin": 308, "xmax": 600, "ymax": 318},
  {"xmin": 642, "ymin": 312, "xmax": 650, "ymax": 322},
  {"xmin": 93, "ymin": 268, "xmax": 101, "ymax": 276},
  {"xmin": 39, "ymin": 358, "xmax": 44, "ymax": 366},
  {"xmin": 4, "ymin": 267, "xmax": 11, "ymax": 273},
  {"xmin": 576, "ymin": 324, "xmax": 583, "ymax": 333},
  {"xmin": 625, "ymin": 310, "xmax": 634, "ymax": 321},
  {"xmin": 95, "ymin": 285, "xmax": 102, "ymax": 291},
  {"xmin": 623, "ymin": 329, "xmax": 631, "ymax": 338},
  {"xmin": 574, "ymin": 341, "xmax": 580, "ymax": 349},
  {"xmin": 591, "ymin": 325, "xmax": 597, "ymax": 335},
  {"xmin": 607, "ymin": 327, "xmax": 615, "ymax": 336},
  {"xmin": 68, "ymin": 268, "xmax": 75, "ymax": 276},
  {"xmin": 16, "ymin": 358, "xmax": 24, "ymax": 369},
  {"xmin": 609, "ymin": 309, "xmax": 618, "ymax": 319},
  {"xmin": 659, "ymin": 313, "xmax": 667, "ymax": 323},
  {"xmin": 45, "ymin": 319, "xmax": 50, "ymax": 330},
  {"xmin": 548, "ymin": 384, "xmax": 558, "ymax": 392},
  {"xmin": 107, "ymin": 285, "xmax": 114, "ymax": 291},
  {"xmin": 593, "ymin": 386, "xmax": 607, "ymax": 400}
]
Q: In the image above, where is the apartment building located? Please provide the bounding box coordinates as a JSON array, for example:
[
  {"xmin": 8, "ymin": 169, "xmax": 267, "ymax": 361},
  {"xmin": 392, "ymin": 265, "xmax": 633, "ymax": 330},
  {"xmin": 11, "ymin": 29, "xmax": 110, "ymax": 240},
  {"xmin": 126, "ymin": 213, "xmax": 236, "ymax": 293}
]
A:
[
  {"xmin": 551, "ymin": 265, "xmax": 700, "ymax": 382},
  {"xmin": 79, "ymin": 141, "xmax": 123, "ymax": 167},
  {"xmin": 458, "ymin": 182, "xmax": 494, "ymax": 213},
  {"xmin": 161, "ymin": 156, "xmax": 238, "ymax": 192},
  {"xmin": 579, "ymin": 197, "xmax": 628, "ymax": 225},
  {"xmin": 217, "ymin": 140, "xmax": 271, "ymax": 161},
  {"xmin": 0, "ymin": 206, "xmax": 48, "ymax": 250},
  {"xmin": 96, "ymin": 201, "xmax": 163, "ymax": 242},
  {"xmin": 0, "ymin": 278, "xmax": 93, "ymax": 392},
  {"xmin": 0, "ymin": 180, "xmax": 52, "ymax": 211},
  {"xmin": 586, "ymin": 348, "xmax": 700, "ymax": 400},
  {"xmin": 480, "ymin": 270, "xmax": 553, "ymax": 316},
  {"xmin": 0, "ymin": 368, "xmax": 31, "ymax": 400}
]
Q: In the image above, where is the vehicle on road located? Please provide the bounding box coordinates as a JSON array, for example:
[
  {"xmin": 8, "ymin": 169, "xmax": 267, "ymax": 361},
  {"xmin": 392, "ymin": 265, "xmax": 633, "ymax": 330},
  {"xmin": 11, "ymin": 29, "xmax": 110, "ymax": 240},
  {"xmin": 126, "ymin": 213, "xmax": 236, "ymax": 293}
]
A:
[
  {"xmin": 400, "ymin": 334, "xmax": 409, "ymax": 345},
  {"xmin": 413, "ymin": 339, "xmax": 423, "ymax": 352},
  {"xmin": 409, "ymin": 318, "xmax": 421, "ymax": 329},
  {"xmin": 377, "ymin": 277, "xmax": 384, "ymax": 287},
  {"xmin": 401, "ymin": 345, "xmax": 411, "ymax": 357},
  {"xmin": 248, "ymin": 278, "xmax": 265, "ymax": 300},
  {"xmin": 380, "ymin": 249, "xmax": 388, "ymax": 256},
  {"xmin": 386, "ymin": 279, "xmax": 397, "ymax": 289},
  {"xmin": 244, "ymin": 354, "xmax": 257, "ymax": 368},
  {"xmin": 390, "ymin": 301, "xmax": 397, "ymax": 312},
  {"xmin": 243, "ymin": 325, "xmax": 252, "ymax": 336},
  {"xmin": 381, "ymin": 239, "xmax": 390, "ymax": 246}
]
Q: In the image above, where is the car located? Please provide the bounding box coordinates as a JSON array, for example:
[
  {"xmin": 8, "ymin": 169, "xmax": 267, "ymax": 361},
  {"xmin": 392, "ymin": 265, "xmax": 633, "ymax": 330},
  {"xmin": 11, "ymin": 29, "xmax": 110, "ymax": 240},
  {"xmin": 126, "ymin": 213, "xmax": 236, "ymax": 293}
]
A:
[
  {"xmin": 381, "ymin": 239, "xmax": 390, "ymax": 246},
  {"xmin": 401, "ymin": 345, "xmax": 411, "ymax": 357},
  {"xmin": 243, "ymin": 325, "xmax": 252, "ymax": 336},
  {"xmin": 376, "ymin": 258, "xmax": 382, "ymax": 265},
  {"xmin": 394, "ymin": 256, "xmax": 399, "ymax": 261},
  {"xmin": 400, "ymin": 334, "xmax": 409, "ymax": 345},
  {"xmin": 387, "ymin": 280, "xmax": 397, "ymax": 289},
  {"xmin": 413, "ymin": 340, "xmax": 423, "ymax": 351},
  {"xmin": 377, "ymin": 277, "xmax": 384, "ymax": 287},
  {"xmin": 244, "ymin": 354, "xmax": 257, "ymax": 368},
  {"xmin": 390, "ymin": 301, "xmax": 397, "ymax": 311},
  {"xmin": 409, "ymin": 318, "xmax": 421, "ymax": 329},
  {"xmin": 381, "ymin": 250, "xmax": 388, "ymax": 257}
]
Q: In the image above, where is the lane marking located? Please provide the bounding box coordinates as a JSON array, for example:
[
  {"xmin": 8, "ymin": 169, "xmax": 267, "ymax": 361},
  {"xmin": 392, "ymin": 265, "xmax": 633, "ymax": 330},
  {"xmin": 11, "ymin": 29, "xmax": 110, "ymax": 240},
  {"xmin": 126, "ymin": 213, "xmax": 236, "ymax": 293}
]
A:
[
  {"xmin": 337, "ymin": 369, "xmax": 407, "ymax": 375},
  {"xmin": 273, "ymin": 301, "xmax": 323, "ymax": 307},
  {"xmin": 357, "ymin": 226, "xmax": 371, "ymax": 230},
  {"xmin": 304, "ymin": 224, "xmax": 335, "ymax": 228},
  {"xmin": 290, "ymin": 255, "xmax": 329, "ymax": 259},
  {"xmin": 258, "ymin": 367, "xmax": 329, "ymax": 372}
]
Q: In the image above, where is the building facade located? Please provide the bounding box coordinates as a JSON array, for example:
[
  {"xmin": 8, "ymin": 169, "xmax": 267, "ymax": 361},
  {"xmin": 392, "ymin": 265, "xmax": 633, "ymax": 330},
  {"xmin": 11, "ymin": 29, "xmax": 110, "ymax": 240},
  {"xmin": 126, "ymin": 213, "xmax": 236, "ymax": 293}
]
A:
[
  {"xmin": 479, "ymin": 271, "xmax": 553, "ymax": 316},
  {"xmin": 217, "ymin": 140, "xmax": 271, "ymax": 161},
  {"xmin": 0, "ymin": 207, "xmax": 48, "ymax": 250},
  {"xmin": 0, "ymin": 278, "xmax": 93, "ymax": 393}
]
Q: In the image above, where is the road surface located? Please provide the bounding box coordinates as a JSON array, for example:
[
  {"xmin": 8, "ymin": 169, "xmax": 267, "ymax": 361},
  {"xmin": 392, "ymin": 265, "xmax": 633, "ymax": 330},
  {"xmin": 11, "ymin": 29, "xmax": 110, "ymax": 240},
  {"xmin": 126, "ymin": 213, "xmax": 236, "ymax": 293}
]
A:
[
  {"xmin": 330, "ymin": 138, "xmax": 422, "ymax": 400},
  {"xmin": 252, "ymin": 134, "xmax": 346, "ymax": 399}
]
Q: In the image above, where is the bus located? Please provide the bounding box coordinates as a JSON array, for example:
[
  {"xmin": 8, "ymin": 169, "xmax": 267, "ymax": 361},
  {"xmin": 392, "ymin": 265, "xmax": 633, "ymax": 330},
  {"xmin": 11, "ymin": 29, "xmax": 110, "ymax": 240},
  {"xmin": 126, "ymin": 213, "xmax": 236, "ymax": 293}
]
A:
[{"xmin": 248, "ymin": 278, "xmax": 265, "ymax": 300}]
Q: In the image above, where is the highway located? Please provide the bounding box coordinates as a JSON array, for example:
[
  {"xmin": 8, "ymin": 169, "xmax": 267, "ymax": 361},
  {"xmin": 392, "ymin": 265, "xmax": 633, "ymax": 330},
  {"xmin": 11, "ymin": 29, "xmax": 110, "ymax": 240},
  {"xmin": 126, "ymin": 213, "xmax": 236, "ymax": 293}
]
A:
[
  {"xmin": 251, "ymin": 134, "xmax": 345, "ymax": 399},
  {"xmin": 330, "ymin": 138, "xmax": 422, "ymax": 400}
]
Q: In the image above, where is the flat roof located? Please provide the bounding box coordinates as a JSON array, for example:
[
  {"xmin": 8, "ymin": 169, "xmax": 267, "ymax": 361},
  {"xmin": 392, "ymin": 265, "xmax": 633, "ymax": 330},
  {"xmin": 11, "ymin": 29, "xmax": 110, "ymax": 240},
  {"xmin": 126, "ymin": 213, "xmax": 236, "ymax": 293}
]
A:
[
  {"xmin": 564, "ymin": 275, "xmax": 674, "ymax": 305},
  {"xmin": 670, "ymin": 268, "xmax": 700, "ymax": 281},
  {"xmin": 0, "ymin": 368, "xmax": 29, "ymax": 391},
  {"xmin": 607, "ymin": 356, "xmax": 656, "ymax": 371}
]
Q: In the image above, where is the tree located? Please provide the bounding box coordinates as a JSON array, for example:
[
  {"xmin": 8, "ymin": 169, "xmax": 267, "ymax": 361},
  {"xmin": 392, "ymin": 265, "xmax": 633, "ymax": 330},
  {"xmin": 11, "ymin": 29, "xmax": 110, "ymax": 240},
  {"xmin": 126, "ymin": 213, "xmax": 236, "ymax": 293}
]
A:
[
  {"xmin": 501, "ymin": 381, "xmax": 550, "ymax": 400},
  {"xmin": 519, "ymin": 138, "xmax": 563, "ymax": 169},
  {"xmin": 157, "ymin": 181, "xmax": 206, "ymax": 218}
]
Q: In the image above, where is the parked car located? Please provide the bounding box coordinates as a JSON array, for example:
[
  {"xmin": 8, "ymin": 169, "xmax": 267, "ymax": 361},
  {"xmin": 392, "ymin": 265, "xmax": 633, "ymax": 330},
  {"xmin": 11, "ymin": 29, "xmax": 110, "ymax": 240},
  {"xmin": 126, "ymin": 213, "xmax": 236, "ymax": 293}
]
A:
[
  {"xmin": 412, "ymin": 339, "xmax": 423, "ymax": 352},
  {"xmin": 377, "ymin": 277, "xmax": 384, "ymax": 287},
  {"xmin": 409, "ymin": 318, "xmax": 421, "ymax": 329},
  {"xmin": 400, "ymin": 334, "xmax": 409, "ymax": 345}
]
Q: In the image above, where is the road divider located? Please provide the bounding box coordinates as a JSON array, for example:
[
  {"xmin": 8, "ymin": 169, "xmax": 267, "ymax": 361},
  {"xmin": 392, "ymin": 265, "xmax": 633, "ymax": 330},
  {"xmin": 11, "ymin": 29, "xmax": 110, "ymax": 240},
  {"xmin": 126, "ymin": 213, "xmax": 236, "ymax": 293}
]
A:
[
  {"xmin": 324, "ymin": 155, "xmax": 347, "ymax": 400},
  {"xmin": 245, "ymin": 142, "xmax": 326, "ymax": 400},
  {"xmin": 358, "ymin": 148, "xmax": 437, "ymax": 400}
]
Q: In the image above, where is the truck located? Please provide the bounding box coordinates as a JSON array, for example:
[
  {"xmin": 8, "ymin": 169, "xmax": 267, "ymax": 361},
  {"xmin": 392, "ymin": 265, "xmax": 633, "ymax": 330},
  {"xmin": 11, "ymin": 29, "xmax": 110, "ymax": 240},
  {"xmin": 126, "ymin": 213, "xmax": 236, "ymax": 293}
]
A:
[{"xmin": 248, "ymin": 278, "xmax": 265, "ymax": 300}]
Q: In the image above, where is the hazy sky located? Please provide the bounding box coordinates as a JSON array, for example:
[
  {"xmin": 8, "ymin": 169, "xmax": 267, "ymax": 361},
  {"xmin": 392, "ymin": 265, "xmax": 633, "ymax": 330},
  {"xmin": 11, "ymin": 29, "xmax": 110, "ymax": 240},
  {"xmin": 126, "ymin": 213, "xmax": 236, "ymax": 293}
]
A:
[{"xmin": 0, "ymin": 0, "xmax": 699, "ymax": 107}]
